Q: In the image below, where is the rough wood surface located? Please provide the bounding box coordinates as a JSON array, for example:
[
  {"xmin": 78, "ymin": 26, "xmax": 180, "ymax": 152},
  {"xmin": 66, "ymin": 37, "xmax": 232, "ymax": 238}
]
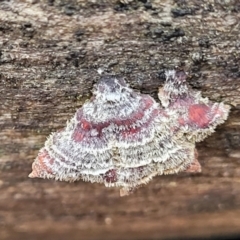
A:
[{"xmin": 0, "ymin": 0, "xmax": 240, "ymax": 239}]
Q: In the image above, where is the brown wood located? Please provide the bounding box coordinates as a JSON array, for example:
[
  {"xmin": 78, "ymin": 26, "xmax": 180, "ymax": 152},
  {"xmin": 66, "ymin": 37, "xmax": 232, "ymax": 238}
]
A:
[{"xmin": 0, "ymin": 0, "xmax": 240, "ymax": 239}]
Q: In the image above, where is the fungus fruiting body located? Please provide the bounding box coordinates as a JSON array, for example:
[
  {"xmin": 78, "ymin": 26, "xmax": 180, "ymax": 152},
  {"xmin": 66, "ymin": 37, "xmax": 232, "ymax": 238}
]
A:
[{"xmin": 29, "ymin": 70, "xmax": 230, "ymax": 196}]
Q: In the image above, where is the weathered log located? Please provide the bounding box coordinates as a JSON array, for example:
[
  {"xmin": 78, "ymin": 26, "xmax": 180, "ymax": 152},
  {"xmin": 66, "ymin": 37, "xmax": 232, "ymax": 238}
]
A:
[{"xmin": 0, "ymin": 0, "xmax": 240, "ymax": 239}]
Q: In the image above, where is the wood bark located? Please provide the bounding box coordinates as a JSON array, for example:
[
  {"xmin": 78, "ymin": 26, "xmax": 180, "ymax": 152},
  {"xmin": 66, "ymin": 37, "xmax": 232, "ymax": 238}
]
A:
[{"xmin": 0, "ymin": 0, "xmax": 240, "ymax": 239}]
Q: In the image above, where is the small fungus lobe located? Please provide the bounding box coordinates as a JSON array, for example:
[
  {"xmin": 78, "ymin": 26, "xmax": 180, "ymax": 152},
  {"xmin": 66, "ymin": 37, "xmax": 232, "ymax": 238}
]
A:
[{"xmin": 29, "ymin": 70, "xmax": 230, "ymax": 196}]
